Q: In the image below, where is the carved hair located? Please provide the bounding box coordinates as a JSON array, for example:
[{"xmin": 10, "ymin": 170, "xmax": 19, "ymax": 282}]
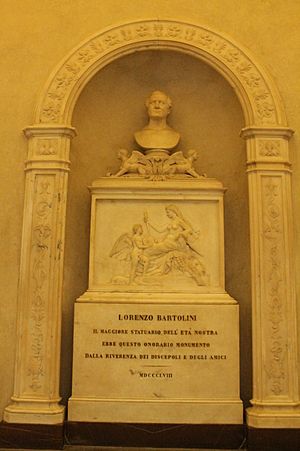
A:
[
  {"xmin": 145, "ymin": 91, "xmax": 172, "ymax": 109},
  {"xmin": 132, "ymin": 224, "xmax": 143, "ymax": 234},
  {"xmin": 165, "ymin": 204, "xmax": 194, "ymax": 231},
  {"xmin": 165, "ymin": 204, "xmax": 182, "ymax": 218}
]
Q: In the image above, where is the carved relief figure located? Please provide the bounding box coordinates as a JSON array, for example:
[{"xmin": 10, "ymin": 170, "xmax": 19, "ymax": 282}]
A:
[
  {"xmin": 162, "ymin": 149, "xmax": 201, "ymax": 177},
  {"xmin": 109, "ymin": 205, "xmax": 209, "ymax": 286},
  {"xmin": 113, "ymin": 149, "xmax": 151, "ymax": 177}
]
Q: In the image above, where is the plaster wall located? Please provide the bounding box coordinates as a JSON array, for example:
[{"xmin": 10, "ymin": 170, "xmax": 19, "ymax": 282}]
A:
[{"xmin": 0, "ymin": 0, "xmax": 299, "ymax": 419}]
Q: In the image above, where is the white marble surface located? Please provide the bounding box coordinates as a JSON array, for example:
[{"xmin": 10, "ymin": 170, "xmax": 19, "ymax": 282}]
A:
[
  {"xmin": 69, "ymin": 175, "xmax": 242, "ymax": 424},
  {"xmin": 87, "ymin": 177, "xmax": 226, "ymax": 295},
  {"xmin": 68, "ymin": 302, "xmax": 242, "ymax": 424}
]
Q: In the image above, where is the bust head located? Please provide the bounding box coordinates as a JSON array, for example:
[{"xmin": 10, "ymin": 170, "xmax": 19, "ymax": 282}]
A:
[
  {"xmin": 145, "ymin": 91, "xmax": 172, "ymax": 120},
  {"xmin": 134, "ymin": 91, "xmax": 180, "ymax": 152}
]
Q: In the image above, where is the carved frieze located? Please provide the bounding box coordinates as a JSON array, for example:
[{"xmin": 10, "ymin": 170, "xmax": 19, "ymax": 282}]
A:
[
  {"xmin": 38, "ymin": 20, "xmax": 279, "ymax": 125},
  {"xmin": 109, "ymin": 205, "xmax": 209, "ymax": 287},
  {"xmin": 26, "ymin": 175, "xmax": 55, "ymax": 393},
  {"xmin": 110, "ymin": 149, "xmax": 204, "ymax": 181},
  {"xmin": 262, "ymin": 177, "xmax": 287, "ymax": 396},
  {"xmin": 259, "ymin": 140, "xmax": 281, "ymax": 157},
  {"xmin": 38, "ymin": 139, "xmax": 58, "ymax": 156}
]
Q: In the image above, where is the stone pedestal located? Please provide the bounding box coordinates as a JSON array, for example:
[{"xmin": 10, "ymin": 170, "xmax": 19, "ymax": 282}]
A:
[
  {"xmin": 68, "ymin": 177, "xmax": 243, "ymax": 424},
  {"xmin": 69, "ymin": 301, "xmax": 242, "ymax": 423}
]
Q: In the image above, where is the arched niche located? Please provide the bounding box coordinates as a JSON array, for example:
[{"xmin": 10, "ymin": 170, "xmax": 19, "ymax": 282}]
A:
[
  {"xmin": 4, "ymin": 20, "xmax": 299, "ymax": 430},
  {"xmin": 35, "ymin": 20, "xmax": 285, "ymax": 126},
  {"xmin": 62, "ymin": 48, "xmax": 251, "ymax": 404}
]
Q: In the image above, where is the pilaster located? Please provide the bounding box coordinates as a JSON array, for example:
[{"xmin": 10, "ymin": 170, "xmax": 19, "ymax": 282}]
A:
[
  {"xmin": 4, "ymin": 125, "xmax": 76, "ymax": 424},
  {"xmin": 241, "ymin": 126, "xmax": 300, "ymax": 428}
]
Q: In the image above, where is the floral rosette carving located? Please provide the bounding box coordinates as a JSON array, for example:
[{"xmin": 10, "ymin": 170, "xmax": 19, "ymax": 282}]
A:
[{"xmin": 38, "ymin": 20, "xmax": 279, "ymax": 125}]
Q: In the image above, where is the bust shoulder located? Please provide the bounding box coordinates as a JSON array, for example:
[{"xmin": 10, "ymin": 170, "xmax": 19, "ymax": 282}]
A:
[{"xmin": 134, "ymin": 127, "xmax": 180, "ymax": 151}]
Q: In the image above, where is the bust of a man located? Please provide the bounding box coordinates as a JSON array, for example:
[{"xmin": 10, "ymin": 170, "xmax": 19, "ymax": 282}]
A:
[{"xmin": 134, "ymin": 91, "xmax": 180, "ymax": 153}]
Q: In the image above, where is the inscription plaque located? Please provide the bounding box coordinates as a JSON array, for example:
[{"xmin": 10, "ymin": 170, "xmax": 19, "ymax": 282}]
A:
[{"xmin": 69, "ymin": 302, "xmax": 242, "ymax": 423}]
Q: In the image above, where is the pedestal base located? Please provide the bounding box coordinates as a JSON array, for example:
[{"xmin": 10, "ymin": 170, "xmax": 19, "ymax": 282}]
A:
[
  {"xmin": 68, "ymin": 299, "xmax": 243, "ymax": 424},
  {"xmin": 68, "ymin": 177, "xmax": 243, "ymax": 425},
  {"xmin": 69, "ymin": 397, "xmax": 242, "ymax": 424},
  {"xmin": 4, "ymin": 400, "xmax": 65, "ymax": 425},
  {"xmin": 247, "ymin": 405, "xmax": 300, "ymax": 428}
]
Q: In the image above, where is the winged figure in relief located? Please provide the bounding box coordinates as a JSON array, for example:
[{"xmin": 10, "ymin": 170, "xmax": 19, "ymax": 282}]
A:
[{"xmin": 113, "ymin": 149, "xmax": 151, "ymax": 177}]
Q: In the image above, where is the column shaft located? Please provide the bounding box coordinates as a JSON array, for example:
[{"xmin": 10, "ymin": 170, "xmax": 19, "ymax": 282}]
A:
[
  {"xmin": 4, "ymin": 126, "xmax": 76, "ymax": 424},
  {"xmin": 242, "ymin": 127, "xmax": 300, "ymax": 428}
]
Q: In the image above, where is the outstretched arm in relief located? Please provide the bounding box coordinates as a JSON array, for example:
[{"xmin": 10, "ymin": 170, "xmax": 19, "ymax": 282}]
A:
[{"xmin": 143, "ymin": 211, "xmax": 168, "ymax": 234}]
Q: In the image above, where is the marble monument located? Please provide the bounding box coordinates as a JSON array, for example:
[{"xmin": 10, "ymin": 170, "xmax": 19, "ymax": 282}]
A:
[{"xmin": 68, "ymin": 91, "xmax": 243, "ymax": 424}]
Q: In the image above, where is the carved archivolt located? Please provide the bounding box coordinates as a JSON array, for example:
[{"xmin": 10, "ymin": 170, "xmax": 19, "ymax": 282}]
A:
[{"xmin": 36, "ymin": 20, "xmax": 286, "ymax": 126}]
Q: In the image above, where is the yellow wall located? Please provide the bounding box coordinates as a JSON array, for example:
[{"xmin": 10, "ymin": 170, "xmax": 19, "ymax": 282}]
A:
[{"xmin": 1, "ymin": 0, "xmax": 299, "ymax": 418}]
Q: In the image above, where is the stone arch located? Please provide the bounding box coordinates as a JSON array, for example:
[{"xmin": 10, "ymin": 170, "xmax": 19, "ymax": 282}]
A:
[
  {"xmin": 5, "ymin": 19, "xmax": 299, "ymax": 430},
  {"xmin": 36, "ymin": 19, "xmax": 285, "ymax": 127}
]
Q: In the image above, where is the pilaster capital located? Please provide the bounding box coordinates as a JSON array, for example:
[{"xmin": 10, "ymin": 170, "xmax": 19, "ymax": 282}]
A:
[
  {"xmin": 240, "ymin": 126, "xmax": 294, "ymax": 140},
  {"xmin": 24, "ymin": 125, "xmax": 76, "ymax": 169},
  {"xmin": 241, "ymin": 127, "xmax": 294, "ymax": 168},
  {"xmin": 24, "ymin": 124, "xmax": 77, "ymax": 139}
]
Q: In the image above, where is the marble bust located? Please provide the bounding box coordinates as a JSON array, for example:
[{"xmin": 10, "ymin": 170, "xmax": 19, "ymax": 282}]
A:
[
  {"xmin": 134, "ymin": 90, "xmax": 180, "ymax": 153},
  {"xmin": 110, "ymin": 91, "xmax": 203, "ymax": 179}
]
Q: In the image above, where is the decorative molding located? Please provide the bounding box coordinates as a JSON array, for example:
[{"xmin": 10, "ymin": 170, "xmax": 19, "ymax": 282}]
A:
[
  {"xmin": 35, "ymin": 20, "xmax": 286, "ymax": 126},
  {"xmin": 259, "ymin": 141, "xmax": 281, "ymax": 157},
  {"xmin": 110, "ymin": 149, "xmax": 204, "ymax": 180},
  {"xmin": 240, "ymin": 126, "xmax": 294, "ymax": 139},
  {"xmin": 24, "ymin": 127, "xmax": 75, "ymax": 172},
  {"xmin": 241, "ymin": 128, "xmax": 293, "ymax": 170},
  {"xmin": 37, "ymin": 139, "xmax": 58, "ymax": 156},
  {"xmin": 4, "ymin": 162, "xmax": 69, "ymax": 422},
  {"xmin": 27, "ymin": 175, "xmax": 54, "ymax": 393},
  {"xmin": 262, "ymin": 177, "xmax": 286, "ymax": 396},
  {"xmin": 24, "ymin": 125, "xmax": 76, "ymax": 138}
]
